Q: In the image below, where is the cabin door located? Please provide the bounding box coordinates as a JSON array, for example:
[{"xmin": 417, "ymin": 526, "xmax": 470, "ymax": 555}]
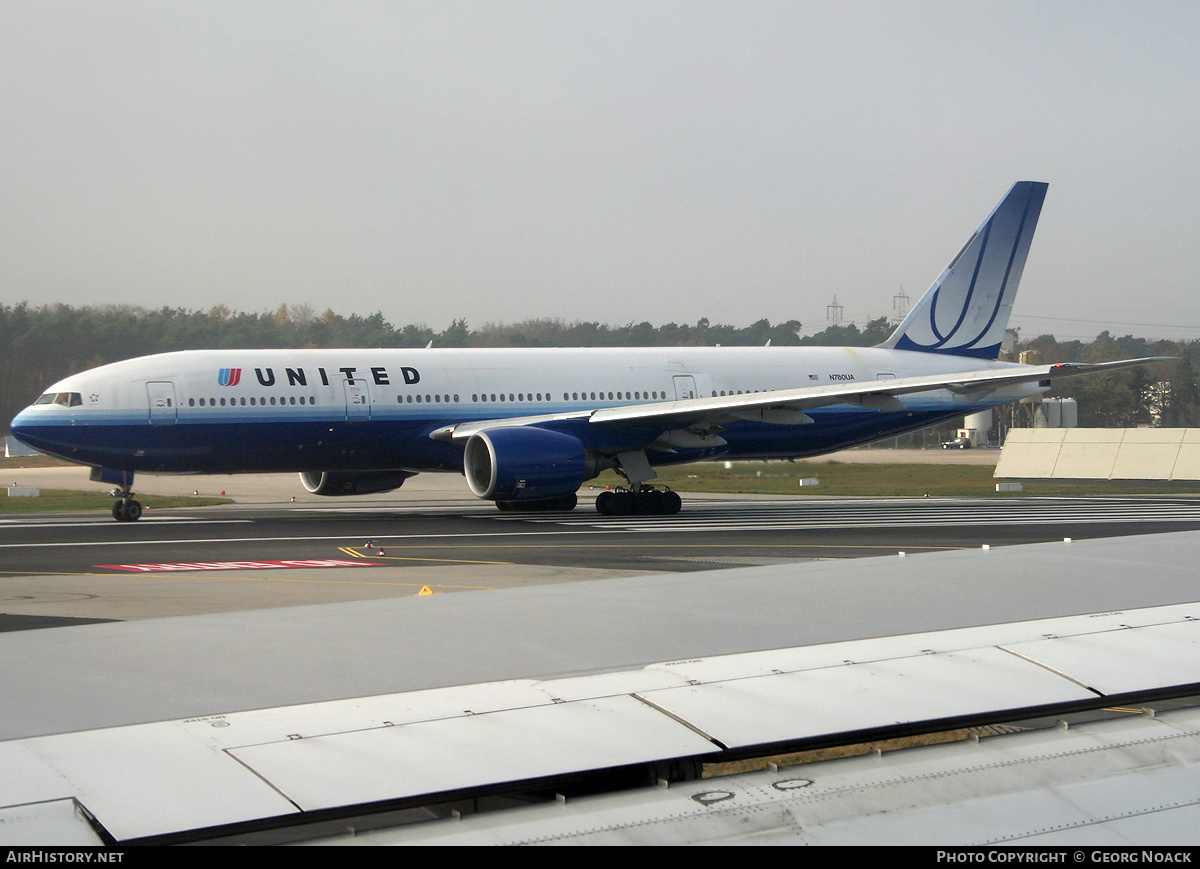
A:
[
  {"xmin": 343, "ymin": 379, "xmax": 372, "ymax": 421},
  {"xmin": 672, "ymin": 375, "xmax": 698, "ymax": 401},
  {"xmin": 147, "ymin": 381, "xmax": 177, "ymax": 425}
]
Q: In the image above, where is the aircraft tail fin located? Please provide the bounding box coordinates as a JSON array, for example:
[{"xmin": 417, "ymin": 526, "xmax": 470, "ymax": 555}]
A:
[{"xmin": 879, "ymin": 181, "xmax": 1048, "ymax": 360}]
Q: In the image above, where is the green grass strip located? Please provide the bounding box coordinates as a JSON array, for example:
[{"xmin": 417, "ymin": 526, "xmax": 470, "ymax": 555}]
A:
[{"xmin": 0, "ymin": 489, "xmax": 232, "ymax": 514}]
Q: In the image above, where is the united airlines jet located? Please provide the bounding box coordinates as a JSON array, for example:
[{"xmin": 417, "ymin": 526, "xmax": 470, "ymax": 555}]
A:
[{"xmin": 10, "ymin": 182, "xmax": 1165, "ymax": 520}]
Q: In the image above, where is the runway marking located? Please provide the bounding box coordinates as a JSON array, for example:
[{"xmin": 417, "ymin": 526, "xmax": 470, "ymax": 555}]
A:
[
  {"xmin": 0, "ymin": 518, "xmax": 253, "ymax": 529},
  {"xmin": 494, "ymin": 497, "xmax": 1200, "ymax": 531},
  {"xmin": 0, "ymin": 570, "xmax": 121, "ymax": 577},
  {"xmin": 292, "ymin": 505, "xmax": 493, "ymax": 515},
  {"xmin": 337, "ymin": 546, "xmax": 514, "ymax": 566},
  {"xmin": 333, "ymin": 542, "xmax": 963, "ymax": 552},
  {"xmin": 0, "ymin": 530, "xmax": 624, "ymax": 550},
  {"xmin": 8, "ymin": 498, "xmax": 1200, "ymax": 554},
  {"xmin": 96, "ymin": 559, "xmax": 386, "ymax": 573}
]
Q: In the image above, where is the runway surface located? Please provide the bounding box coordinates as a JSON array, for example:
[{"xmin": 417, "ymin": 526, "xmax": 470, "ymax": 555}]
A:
[
  {"xmin": 9, "ymin": 494, "xmax": 1200, "ymax": 569},
  {"xmin": 4, "ymin": 491, "xmax": 1200, "ymax": 628}
]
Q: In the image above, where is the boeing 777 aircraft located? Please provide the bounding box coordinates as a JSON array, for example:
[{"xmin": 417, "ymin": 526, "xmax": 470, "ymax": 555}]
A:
[{"xmin": 10, "ymin": 182, "xmax": 1166, "ymax": 520}]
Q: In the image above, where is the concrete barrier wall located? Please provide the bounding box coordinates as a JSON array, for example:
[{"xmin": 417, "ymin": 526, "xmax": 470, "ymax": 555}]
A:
[{"xmin": 996, "ymin": 429, "xmax": 1200, "ymax": 481}]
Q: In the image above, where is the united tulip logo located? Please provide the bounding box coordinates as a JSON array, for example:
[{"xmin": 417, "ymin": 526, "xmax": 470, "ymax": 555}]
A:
[{"xmin": 217, "ymin": 368, "xmax": 242, "ymax": 386}]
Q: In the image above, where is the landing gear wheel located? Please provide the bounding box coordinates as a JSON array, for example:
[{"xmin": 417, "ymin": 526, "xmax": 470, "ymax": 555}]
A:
[
  {"xmin": 638, "ymin": 489, "xmax": 667, "ymax": 516},
  {"xmin": 596, "ymin": 486, "xmax": 681, "ymax": 516},
  {"xmin": 112, "ymin": 498, "xmax": 142, "ymax": 521}
]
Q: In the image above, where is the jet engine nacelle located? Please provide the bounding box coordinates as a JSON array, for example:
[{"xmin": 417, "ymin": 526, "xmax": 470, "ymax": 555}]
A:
[
  {"xmin": 299, "ymin": 470, "xmax": 415, "ymax": 496},
  {"xmin": 464, "ymin": 427, "xmax": 602, "ymax": 502}
]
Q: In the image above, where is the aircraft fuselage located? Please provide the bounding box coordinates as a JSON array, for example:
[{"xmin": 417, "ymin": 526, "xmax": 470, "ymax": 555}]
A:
[{"xmin": 11, "ymin": 345, "xmax": 1038, "ymax": 477}]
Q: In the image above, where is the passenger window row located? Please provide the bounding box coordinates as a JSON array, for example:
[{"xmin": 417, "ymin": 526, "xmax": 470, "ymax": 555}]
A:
[
  {"xmin": 189, "ymin": 396, "xmax": 315, "ymax": 407},
  {"xmin": 48, "ymin": 387, "xmax": 773, "ymax": 411},
  {"xmin": 178, "ymin": 387, "xmax": 788, "ymax": 410},
  {"xmin": 400, "ymin": 394, "xmax": 459, "ymax": 404},
  {"xmin": 466, "ymin": 390, "xmax": 668, "ymax": 403}
]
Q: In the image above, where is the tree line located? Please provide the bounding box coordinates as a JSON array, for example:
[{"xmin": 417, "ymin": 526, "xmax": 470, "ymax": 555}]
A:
[{"xmin": 0, "ymin": 301, "xmax": 1193, "ymax": 432}]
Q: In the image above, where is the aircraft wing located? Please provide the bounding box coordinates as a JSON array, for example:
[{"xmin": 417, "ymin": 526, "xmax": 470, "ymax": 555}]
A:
[
  {"xmin": 3, "ymin": 531, "xmax": 1200, "ymax": 844},
  {"xmin": 432, "ymin": 356, "xmax": 1173, "ymax": 442}
]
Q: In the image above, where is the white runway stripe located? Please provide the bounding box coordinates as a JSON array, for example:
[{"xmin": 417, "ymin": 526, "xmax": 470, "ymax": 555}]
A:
[
  {"xmin": 493, "ymin": 497, "xmax": 1200, "ymax": 532},
  {"xmin": 0, "ymin": 517, "xmax": 253, "ymax": 529}
]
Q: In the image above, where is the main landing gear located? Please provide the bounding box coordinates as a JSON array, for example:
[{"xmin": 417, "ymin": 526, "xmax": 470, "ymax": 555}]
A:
[
  {"xmin": 593, "ymin": 449, "xmax": 683, "ymax": 516},
  {"xmin": 595, "ymin": 486, "xmax": 681, "ymax": 516},
  {"xmin": 110, "ymin": 489, "xmax": 142, "ymax": 521}
]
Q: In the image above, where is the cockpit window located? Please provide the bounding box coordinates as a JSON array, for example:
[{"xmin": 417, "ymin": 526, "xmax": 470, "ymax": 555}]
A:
[{"xmin": 34, "ymin": 392, "xmax": 82, "ymax": 407}]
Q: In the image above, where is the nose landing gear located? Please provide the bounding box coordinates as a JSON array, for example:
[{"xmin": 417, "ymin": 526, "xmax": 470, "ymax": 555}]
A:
[{"xmin": 110, "ymin": 489, "xmax": 142, "ymax": 521}]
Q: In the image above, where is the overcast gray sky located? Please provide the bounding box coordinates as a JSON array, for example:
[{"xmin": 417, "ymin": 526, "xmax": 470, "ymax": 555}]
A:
[{"xmin": 2, "ymin": 1, "xmax": 1197, "ymax": 341}]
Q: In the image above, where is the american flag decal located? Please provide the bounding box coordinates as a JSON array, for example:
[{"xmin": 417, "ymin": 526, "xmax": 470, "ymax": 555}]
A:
[{"xmin": 218, "ymin": 368, "xmax": 242, "ymax": 386}]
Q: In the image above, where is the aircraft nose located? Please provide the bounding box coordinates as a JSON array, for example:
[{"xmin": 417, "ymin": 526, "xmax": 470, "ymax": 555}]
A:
[
  {"xmin": 11, "ymin": 407, "xmax": 30, "ymax": 433},
  {"xmin": 10, "ymin": 408, "xmax": 31, "ymax": 437},
  {"xmin": 9, "ymin": 408, "xmax": 44, "ymax": 454}
]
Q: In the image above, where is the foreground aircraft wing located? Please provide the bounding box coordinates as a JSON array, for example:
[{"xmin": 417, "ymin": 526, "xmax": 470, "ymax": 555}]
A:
[
  {"xmin": 3, "ymin": 532, "xmax": 1200, "ymax": 844},
  {"xmin": 432, "ymin": 356, "xmax": 1173, "ymax": 442}
]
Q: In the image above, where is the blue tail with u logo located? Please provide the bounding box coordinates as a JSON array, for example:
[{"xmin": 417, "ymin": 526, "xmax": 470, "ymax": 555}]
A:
[{"xmin": 879, "ymin": 181, "xmax": 1048, "ymax": 360}]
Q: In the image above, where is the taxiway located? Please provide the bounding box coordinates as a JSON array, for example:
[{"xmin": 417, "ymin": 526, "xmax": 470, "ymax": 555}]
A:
[{"xmin": 4, "ymin": 472, "xmax": 1200, "ymax": 628}]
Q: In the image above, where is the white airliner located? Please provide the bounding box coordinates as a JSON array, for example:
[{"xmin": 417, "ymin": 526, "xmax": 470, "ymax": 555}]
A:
[{"xmin": 10, "ymin": 182, "xmax": 1166, "ymax": 520}]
